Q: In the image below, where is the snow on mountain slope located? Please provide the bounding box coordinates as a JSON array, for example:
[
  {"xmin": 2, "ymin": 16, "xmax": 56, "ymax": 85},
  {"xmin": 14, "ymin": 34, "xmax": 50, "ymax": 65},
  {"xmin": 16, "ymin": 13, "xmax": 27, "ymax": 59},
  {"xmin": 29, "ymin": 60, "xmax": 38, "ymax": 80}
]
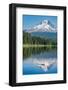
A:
[{"xmin": 25, "ymin": 20, "xmax": 57, "ymax": 33}]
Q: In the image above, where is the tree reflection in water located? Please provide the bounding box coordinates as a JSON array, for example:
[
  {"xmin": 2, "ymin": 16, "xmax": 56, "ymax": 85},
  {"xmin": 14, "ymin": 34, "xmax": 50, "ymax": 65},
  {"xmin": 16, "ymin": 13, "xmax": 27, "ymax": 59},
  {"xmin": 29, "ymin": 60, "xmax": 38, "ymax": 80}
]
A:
[{"xmin": 23, "ymin": 46, "xmax": 57, "ymax": 59}]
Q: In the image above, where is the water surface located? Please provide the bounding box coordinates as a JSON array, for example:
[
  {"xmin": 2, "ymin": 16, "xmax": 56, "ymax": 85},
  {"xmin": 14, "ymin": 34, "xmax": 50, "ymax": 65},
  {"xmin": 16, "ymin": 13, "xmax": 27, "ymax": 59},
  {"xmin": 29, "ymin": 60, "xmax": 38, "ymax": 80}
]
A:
[{"xmin": 23, "ymin": 47, "xmax": 57, "ymax": 75}]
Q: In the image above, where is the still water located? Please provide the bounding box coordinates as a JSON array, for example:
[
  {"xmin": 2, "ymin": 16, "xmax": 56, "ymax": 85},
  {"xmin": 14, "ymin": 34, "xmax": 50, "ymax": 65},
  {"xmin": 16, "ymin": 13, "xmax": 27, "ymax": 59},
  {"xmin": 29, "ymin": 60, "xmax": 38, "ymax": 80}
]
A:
[{"xmin": 23, "ymin": 47, "xmax": 57, "ymax": 75}]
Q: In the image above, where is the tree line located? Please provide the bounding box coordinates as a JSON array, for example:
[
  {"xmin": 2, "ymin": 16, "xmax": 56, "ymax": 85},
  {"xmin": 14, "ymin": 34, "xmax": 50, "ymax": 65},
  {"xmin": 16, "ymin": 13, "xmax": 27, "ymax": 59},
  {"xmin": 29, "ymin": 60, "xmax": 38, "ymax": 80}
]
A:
[{"xmin": 23, "ymin": 31, "xmax": 57, "ymax": 45}]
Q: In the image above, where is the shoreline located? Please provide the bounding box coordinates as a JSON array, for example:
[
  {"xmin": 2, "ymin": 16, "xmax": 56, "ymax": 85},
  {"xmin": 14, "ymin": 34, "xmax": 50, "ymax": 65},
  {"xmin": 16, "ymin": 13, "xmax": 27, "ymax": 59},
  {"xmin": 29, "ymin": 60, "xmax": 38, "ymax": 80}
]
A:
[{"xmin": 23, "ymin": 44, "xmax": 57, "ymax": 48}]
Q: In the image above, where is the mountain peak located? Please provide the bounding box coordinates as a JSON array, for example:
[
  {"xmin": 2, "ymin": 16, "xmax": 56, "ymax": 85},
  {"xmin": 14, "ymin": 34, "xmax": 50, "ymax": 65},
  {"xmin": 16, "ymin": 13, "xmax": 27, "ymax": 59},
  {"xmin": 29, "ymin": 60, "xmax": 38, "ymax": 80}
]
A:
[
  {"xmin": 42, "ymin": 20, "xmax": 49, "ymax": 24},
  {"xmin": 25, "ymin": 20, "xmax": 57, "ymax": 33}
]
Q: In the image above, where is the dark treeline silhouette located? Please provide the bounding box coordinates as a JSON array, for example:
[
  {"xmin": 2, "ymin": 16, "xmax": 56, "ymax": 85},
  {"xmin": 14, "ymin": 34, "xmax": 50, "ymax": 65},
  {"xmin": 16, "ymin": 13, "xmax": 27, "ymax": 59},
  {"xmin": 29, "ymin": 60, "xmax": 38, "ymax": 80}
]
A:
[{"xmin": 23, "ymin": 31, "xmax": 57, "ymax": 45}]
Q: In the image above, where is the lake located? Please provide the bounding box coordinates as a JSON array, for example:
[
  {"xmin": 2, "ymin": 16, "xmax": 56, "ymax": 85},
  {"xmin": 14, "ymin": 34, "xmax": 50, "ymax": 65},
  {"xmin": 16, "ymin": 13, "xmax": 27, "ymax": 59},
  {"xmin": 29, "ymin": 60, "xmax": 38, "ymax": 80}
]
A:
[{"xmin": 23, "ymin": 46, "xmax": 57, "ymax": 75}]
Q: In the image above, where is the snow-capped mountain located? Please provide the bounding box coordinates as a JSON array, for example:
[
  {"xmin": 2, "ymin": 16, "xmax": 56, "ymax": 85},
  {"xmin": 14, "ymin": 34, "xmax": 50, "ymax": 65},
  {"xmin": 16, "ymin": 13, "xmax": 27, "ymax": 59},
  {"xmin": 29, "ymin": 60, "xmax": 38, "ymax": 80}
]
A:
[{"xmin": 25, "ymin": 20, "xmax": 57, "ymax": 33}]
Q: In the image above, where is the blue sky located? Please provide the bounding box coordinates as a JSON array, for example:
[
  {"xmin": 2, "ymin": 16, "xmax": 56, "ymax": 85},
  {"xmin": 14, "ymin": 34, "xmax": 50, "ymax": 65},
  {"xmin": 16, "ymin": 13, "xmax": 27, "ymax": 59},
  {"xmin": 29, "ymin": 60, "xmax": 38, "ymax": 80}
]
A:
[{"xmin": 23, "ymin": 15, "xmax": 57, "ymax": 30}]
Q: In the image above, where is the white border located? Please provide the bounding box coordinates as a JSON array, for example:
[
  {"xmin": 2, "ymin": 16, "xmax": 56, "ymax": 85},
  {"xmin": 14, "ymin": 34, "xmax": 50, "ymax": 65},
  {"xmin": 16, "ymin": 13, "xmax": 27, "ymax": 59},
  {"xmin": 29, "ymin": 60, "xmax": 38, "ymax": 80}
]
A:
[{"xmin": 16, "ymin": 7, "xmax": 64, "ymax": 83}]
